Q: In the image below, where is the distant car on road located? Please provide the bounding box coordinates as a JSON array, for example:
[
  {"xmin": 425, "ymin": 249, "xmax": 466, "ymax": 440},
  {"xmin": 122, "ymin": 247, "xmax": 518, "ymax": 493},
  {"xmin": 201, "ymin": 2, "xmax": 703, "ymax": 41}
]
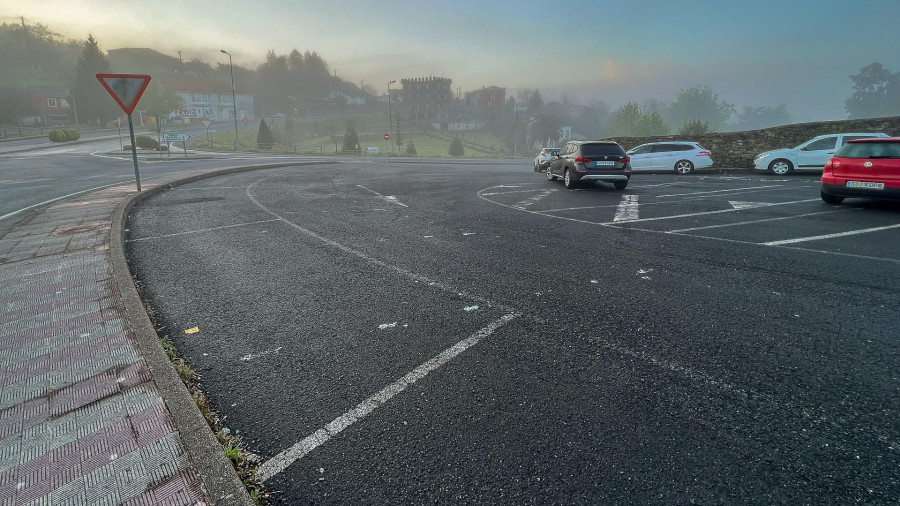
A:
[
  {"xmin": 533, "ymin": 147, "xmax": 560, "ymax": 172},
  {"xmin": 820, "ymin": 137, "xmax": 900, "ymax": 204},
  {"xmin": 626, "ymin": 141, "xmax": 712, "ymax": 174},
  {"xmin": 754, "ymin": 132, "xmax": 889, "ymax": 175},
  {"xmin": 546, "ymin": 141, "xmax": 631, "ymax": 189}
]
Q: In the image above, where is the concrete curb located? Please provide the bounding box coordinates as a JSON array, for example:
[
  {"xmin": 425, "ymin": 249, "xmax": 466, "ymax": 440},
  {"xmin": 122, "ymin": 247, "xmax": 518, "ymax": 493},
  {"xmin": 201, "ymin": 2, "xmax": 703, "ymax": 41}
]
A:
[{"xmin": 108, "ymin": 161, "xmax": 331, "ymax": 505}]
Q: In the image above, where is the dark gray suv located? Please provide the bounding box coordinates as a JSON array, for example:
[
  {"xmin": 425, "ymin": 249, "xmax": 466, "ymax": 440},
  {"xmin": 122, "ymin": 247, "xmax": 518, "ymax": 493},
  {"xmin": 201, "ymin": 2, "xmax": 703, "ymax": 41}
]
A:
[{"xmin": 546, "ymin": 141, "xmax": 632, "ymax": 189}]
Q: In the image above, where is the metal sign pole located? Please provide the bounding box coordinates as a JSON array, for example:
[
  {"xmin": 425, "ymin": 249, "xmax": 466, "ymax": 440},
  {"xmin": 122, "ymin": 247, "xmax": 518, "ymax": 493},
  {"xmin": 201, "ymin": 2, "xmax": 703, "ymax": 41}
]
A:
[{"xmin": 126, "ymin": 114, "xmax": 141, "ymax": 191}]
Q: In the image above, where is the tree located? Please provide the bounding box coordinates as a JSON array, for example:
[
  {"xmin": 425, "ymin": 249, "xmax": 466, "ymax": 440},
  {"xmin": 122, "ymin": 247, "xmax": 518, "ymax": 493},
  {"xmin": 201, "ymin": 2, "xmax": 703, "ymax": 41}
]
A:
[
  {"xmin": 73, "ymin": 35, "xmax": 116, "ymax": 124},
  {"xmin": 733, "ymin": 105, "xmax": 791, "ymax": 130},
  {"xmin": 527, "ymin": 90, "xmax": 544, "ymax": 116},
  {"xmin": 140, "ymin": 81, "xmax": 185, "ymax": 125},
  {"xmin": 528, "ymin": 113, "xmax": 562, "ymax": 147},
  {"xmin": 845, "ymin": 63, "xmax": 900, "ymax": 119},
  {"xmin": 257, "ymin": 119, "xmax": 274, "ymax": 149},
  {"xmin": 606, "ymin": 102, "xmax": 643, "ymax": 136},
  {"xmin": 636, "ymin": 111, "xmax": 669, "ymax": 136},
  {"xmin": 665, "ymin": 85, "xmax": 734, "ymax": 132},
  {"xmin": 678, "ymin": 119, "xmax": 710, "ymax": 136},
  {"xmin": 342, "ymin": 125, "xmax": 359, "ymax": 152},
  {"xmin": 406, "ymin": 140, "xmax": 417, "ymax": 156},
  {"xmin": 449, "ymin": 136, "xmax": 465, "ymax": 157}
]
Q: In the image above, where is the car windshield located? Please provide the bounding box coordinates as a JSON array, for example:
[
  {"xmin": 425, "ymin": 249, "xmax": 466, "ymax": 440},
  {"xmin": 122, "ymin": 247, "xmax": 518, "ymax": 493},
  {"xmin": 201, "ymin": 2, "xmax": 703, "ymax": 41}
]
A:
[{"xmin": 835, "ymin": 142, "xmax": 900, "ymax": 158}]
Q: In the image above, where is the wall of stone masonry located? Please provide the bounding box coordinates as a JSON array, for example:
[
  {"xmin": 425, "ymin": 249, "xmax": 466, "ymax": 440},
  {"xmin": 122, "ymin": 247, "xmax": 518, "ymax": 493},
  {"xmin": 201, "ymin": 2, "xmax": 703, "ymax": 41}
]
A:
[{"xmin": 602, "ymin": 116, "xmax": 900, "ymax": 169}]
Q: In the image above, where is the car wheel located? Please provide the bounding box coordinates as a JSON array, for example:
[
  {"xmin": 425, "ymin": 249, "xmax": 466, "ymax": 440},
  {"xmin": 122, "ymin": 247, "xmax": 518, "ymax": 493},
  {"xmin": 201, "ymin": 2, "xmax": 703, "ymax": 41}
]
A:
[
  {"xmin": 674, "ymin": 160, "xmax": 694, "ymax": 174},
  {"xmin": 614, "ymin": 180, "xmax": 628, "ymax": 190},
  {"xmin": 821, "ymin": 191, "xmax": 844, "ymax": 204},
  {"xmin": 564, "ymin": 169, "xmax": 576, "ymax": 189},
  {"xmin": 546, "ymin": 166, "xmax": 558, "ymax": 181},
  {"xmin": 768, "ymin": 159, "xmax": 793, "ymax": 175}
]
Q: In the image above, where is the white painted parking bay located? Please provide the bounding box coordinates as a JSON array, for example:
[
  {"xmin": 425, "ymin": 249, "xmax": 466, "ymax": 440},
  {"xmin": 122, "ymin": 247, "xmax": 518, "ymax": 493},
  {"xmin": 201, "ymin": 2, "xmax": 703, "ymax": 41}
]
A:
[{"xmin": 478, "ymin": 175, "xmax": 900, "ymax": 262}]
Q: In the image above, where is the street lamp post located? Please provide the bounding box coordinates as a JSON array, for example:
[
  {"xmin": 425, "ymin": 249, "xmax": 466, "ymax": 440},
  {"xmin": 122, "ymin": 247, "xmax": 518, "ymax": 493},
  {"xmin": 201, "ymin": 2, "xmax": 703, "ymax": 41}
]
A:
[
  {"xmin": 514, "ymin": 102, "xmax": 519, "ymax": 158},
  {"xmin": 388, "ymin": 80, "xmax": 396, "ymax": 156},
  {"xmin": 220, "ymin": 49, "xmax": 239, "ymax": 151}
]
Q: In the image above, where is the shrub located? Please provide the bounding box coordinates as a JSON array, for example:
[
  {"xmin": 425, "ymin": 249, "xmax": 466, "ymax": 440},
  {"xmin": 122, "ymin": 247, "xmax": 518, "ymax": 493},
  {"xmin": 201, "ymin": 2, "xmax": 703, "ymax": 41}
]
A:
[
  {"xmin": 406, "ymin": 141, "xmax": 417, "ymax": 156},
  {"xmin": 158, "ymin": 144, "xmax": 169, "ymax": 152},
  {"xmin": 135, "ymin": 135, "xmax": 159, "ymax": 150},
  {"xmin": 449, "ymin": 136, "xmax": 465, "ymax": 157},
  {"xmin": 257, "ymin": 119, "xmax": 275, "ymax": 150},
  {"xmin": 123, "ymin": 145, "xmax": 132, "ymax": 150}
]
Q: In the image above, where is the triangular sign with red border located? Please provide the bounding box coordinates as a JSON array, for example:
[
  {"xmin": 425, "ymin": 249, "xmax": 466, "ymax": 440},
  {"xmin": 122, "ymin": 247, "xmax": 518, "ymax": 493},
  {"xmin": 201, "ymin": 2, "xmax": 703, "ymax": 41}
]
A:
[{"xmin": 96, "ymin": 73, "xmax": 152, "ymax": 115}]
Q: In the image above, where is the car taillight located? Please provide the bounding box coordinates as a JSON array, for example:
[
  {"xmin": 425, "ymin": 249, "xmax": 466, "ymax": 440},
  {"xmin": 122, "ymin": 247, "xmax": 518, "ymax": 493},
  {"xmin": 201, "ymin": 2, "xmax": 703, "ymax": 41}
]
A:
[
  {"xmin": 829, "ymin": 158, "xmax": 841, "ymax": 169},
  {"xmin": 575, "ymin": 155, "xmax": 592, "ymax": 163},
  {"xmin": 619, "ymin": 155, "xmax": 630, "ymax": 164},
  {"xmin": 697, "ymin": 151, "xmax": 710, "ymax": 157}
]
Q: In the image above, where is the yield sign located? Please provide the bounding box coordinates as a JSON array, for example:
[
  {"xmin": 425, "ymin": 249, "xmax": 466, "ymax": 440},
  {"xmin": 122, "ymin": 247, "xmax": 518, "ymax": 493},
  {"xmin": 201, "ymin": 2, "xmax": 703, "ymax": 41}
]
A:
[
  {"xmin": 201, "ymin": 117, "xmax": 212, "ymax": 129},
  {"xmin": 96, "ymin": 73, "xmax": 151, "ymax": 115}
]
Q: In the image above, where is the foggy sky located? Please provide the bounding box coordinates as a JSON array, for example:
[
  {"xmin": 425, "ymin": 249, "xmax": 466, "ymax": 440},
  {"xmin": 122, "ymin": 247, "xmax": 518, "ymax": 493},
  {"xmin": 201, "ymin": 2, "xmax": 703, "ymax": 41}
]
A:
[{"xmin": 4, "ymin": 0, "xmax": 899, "ymax": 121}]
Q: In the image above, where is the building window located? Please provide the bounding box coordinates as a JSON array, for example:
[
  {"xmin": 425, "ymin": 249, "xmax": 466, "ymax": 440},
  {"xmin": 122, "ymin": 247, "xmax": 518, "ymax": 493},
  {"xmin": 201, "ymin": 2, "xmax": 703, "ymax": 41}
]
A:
[
  {"xmin": 47, "ymin": 98, "xmax": 57, "ymax": 107},
  {"xmin": 219, "ymin": 94, "xmax": 233, "ymax": 103},
  {"xmin": 192, "ymin": 93, "xmax": 210, "ymax": 102},
  {"xmin": 60, "ymin": 98, "xmax": 69, "ymax": 108}
]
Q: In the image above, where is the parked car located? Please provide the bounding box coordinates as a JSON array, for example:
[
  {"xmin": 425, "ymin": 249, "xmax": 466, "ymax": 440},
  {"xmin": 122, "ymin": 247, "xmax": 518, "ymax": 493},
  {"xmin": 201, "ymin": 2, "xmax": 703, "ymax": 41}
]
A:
[
  {"xmin": 546, "ymin": 141, "xmax": 631, "ymax": 189},
  {"xmin": 533, "ymin": 147, "xmax": 560, "ymax": 172},
  {"xmin": 754, "ymin": 132, "xmax": 889, "ymax": 175},
  {"xmin": 626, "ymin": 141, "xmax": 712, "ymax": 174},
  {"xmin": 820, "ymin": 137, "xmax": 900, "ymax": 204}
]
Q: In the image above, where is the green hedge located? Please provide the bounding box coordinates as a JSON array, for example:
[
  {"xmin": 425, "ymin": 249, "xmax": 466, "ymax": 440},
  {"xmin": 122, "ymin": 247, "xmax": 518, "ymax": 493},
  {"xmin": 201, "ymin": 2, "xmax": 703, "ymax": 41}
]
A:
[{"xmin": 48, "ymin": 129, "xmax": 80, "ymax": 142}]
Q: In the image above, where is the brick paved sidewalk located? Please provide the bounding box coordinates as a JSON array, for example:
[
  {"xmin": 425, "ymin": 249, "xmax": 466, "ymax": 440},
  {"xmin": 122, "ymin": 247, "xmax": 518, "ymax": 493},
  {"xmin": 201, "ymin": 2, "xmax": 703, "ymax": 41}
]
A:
[{"xmin": 0, "ymin": 177, "xmax": 252, "ymax": 505}]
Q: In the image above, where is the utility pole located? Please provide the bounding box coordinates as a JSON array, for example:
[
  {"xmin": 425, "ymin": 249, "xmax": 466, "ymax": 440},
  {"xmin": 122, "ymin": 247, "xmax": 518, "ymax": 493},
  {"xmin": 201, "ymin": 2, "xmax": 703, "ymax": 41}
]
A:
[
  {"xmin": 388, "ymin": 80, "xmax": 396, "ymax": 156},
  {"xmin": 220, "ymin": 49, "xmax": 239, "ymax": 151}
]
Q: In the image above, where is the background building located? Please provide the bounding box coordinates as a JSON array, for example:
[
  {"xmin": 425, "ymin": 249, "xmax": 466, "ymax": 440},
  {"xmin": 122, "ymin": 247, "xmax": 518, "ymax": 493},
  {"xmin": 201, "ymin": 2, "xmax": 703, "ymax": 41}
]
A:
[{"xmin": 401, "ymin": 77, "xmax": 453, "ymax": 121}]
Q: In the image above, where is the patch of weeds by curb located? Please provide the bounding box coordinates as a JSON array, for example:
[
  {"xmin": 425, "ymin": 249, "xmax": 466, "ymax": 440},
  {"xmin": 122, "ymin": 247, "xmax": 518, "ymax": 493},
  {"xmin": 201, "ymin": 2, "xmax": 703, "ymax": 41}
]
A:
[{"xmin": 139, "ymin": 288, "xmax": 269, "ymax": 504}]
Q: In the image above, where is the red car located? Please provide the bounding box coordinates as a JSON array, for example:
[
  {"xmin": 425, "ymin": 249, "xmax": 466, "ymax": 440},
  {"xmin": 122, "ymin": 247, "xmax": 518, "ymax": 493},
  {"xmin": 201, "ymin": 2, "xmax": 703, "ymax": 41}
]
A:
[{"xmin": 821, "ymin": 137, "xmax": 900, "ymax": 204}]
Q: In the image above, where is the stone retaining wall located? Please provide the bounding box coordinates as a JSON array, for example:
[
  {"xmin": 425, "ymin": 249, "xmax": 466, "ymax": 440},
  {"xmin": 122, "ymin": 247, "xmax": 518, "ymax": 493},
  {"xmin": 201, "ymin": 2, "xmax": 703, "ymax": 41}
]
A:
[{"xmin": 602, "ymin": 116, "xmax": 900, "ymax": 168}]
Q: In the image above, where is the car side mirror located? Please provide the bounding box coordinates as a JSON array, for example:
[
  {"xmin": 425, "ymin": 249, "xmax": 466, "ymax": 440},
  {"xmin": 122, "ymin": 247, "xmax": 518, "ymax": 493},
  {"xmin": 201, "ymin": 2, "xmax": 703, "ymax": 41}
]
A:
[{"xmin": 799, "ymin": 147, "xmax": 808, "ymax": 151}]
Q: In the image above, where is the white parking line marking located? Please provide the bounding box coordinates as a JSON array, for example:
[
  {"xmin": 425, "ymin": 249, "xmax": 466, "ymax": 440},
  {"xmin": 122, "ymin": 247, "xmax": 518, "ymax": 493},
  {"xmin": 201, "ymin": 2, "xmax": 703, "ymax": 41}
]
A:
[
  {"xmin": 657, "ymin": 185, "xmax": 784, "ymax": 197},
  {"xmin": 606, "ymin": 199, "xmax": 819, "ymax": 224},
  {"xmin": 762, "ymin": 223, "xmax": 900, "ymax": 246},
  {"xmin": 614, "ymin": 195, "xmax": 639, "ymax": 221},
  {"xmin": 514, "ymin": 189, "xmax": 556, "ymax": 208},
  {"xmin": 728, "ymin": 200, "xmax": 773, "ymax": 210},
  {"xmin": 669, "ymin": 208, "xmax": 853, "ymax": 232},
  {"xmin": 356, "ymin": 184, "xmax": 409, "ymax": 207},
  {"xmin": 482, "ymin": 189, "xmax": 547, "ymax": 196},
  {"xmin": 256, "ymin": 312, "xmax": 520, "ymax": 482},
  {"xmin": 127, "ymin": 218, "xmax": 281, "ymax": 242}
]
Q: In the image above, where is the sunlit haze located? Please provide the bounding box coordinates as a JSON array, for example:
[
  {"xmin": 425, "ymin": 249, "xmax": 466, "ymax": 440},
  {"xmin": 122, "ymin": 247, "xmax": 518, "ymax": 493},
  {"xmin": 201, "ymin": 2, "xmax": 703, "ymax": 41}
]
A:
[{"xmin": 3, "ymin": 0, "xmax": 899, "ymax": 121}]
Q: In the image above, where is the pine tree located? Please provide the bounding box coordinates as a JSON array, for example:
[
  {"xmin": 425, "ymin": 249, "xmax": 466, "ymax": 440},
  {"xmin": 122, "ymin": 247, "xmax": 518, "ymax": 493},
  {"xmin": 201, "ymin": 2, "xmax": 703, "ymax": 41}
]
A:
[
  {"xmin": 406, "ymin": 140, "xmax": 417, "ymax": 156},
  {"xmin": 449, "ymin": 136, "xmax": 464, "ymax": 157},
  {"xmin": 73, "ymin": 35, "xmax": 115, "ymax": 124},
  {"xmin": 342, "ymin": 125, "xmax": 359, "ymax": 152},
  {"xmin": 257, "ymin": 119, "xmax": 275, "ymax": 149}
]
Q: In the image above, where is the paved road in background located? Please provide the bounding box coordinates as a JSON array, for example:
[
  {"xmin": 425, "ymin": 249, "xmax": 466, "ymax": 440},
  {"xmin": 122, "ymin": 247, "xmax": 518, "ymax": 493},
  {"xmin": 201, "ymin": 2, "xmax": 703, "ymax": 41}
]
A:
[
  {"xmin": 0, "ymin": 136, "xmax": 329, "ymax": 235},
  {"xmin": 126, "ymin": 164, "xmax": 900, "ymax": 504}
]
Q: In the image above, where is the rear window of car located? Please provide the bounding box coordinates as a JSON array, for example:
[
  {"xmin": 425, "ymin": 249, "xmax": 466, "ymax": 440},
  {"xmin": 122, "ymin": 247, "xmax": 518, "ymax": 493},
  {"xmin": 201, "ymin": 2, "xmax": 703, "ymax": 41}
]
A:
[
  {"xmin": 582, "ymin": 144, "xmax": 625, "ymax": 157},
  {"xmin": 835, "ymin": 142, "xmax": 900, "ymax": 158}
]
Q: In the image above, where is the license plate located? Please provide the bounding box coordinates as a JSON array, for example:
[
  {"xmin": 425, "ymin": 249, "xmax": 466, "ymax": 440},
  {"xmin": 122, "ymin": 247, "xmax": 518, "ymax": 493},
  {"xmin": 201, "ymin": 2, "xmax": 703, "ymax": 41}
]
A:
[
  {"xmin": 596, "ymin": 161, "xmax": 615, "ymax": 166},
  {"xmin": 846, "ymin": 181, "xmax": 885, "ymax": 190}
]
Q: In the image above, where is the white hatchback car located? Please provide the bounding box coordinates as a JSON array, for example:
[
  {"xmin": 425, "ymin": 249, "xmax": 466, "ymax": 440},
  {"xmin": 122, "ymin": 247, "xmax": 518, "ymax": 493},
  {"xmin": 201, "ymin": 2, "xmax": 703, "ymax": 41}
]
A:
[
  {"xmin": 754, "ymin": 132, "xmax": 889, "ymax": 175},
  {"xmin": 626, "ymin": 142, "xmax": 713, "ymax": 174}
]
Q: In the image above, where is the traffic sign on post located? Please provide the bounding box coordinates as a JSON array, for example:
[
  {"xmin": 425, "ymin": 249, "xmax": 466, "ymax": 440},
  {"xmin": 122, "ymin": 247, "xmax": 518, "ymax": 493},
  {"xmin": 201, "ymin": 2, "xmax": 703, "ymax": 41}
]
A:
[
  {"xmin": 384, "ymin": 133, "xmax": 390, "ymax": 141},
  {"xmin": 95, "ymin": 74, "xmax": 151, "ymax": 115},
  {"xmin": 95, "ymin": 73, "xmax": 152, "ymax": 191},
  {"xmin": 201, "ymin": 117, "xmax": 212, "ymax": 129}
]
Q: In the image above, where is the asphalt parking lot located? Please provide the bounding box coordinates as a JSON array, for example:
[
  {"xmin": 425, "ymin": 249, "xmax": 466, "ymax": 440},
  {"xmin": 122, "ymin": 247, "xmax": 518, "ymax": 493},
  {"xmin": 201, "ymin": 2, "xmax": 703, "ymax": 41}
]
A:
[{"xmin": 125, "ymin": 162, "xmax": 899, "ymax": 504}]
